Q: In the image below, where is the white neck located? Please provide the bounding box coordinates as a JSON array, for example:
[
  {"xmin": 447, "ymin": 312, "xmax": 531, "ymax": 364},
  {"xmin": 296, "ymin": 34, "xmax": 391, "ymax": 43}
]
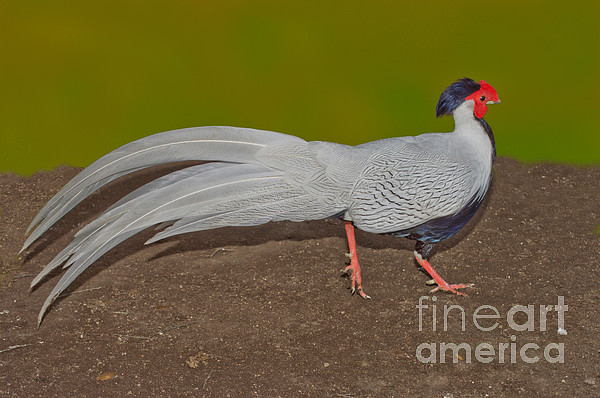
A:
[
  {"xmin": 452, "ymin": 100, "xmax": 480, "ymax": 132},
  {"xmin": 450, "ymin": 100, "xmax": 494, "ymax": 197}
]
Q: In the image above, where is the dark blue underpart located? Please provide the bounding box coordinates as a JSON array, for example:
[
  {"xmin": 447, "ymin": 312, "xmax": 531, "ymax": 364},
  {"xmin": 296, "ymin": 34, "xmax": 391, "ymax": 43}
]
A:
[{"xmin": 390, "ymin": 192, "xmax": 486, "ymax": 245}]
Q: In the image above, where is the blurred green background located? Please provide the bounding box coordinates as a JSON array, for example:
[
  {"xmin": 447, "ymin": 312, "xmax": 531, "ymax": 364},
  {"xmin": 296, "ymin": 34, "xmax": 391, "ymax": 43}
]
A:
[{"xmin": 1, "ymin": 0, "xmax": 599, "ymax": 175}]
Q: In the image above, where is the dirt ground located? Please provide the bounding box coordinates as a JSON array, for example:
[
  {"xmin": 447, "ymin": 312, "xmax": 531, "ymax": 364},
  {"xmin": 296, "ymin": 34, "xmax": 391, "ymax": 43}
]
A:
[{"xmin": 0, "ymin": 157, "xmax": 599, "ymax": 397}]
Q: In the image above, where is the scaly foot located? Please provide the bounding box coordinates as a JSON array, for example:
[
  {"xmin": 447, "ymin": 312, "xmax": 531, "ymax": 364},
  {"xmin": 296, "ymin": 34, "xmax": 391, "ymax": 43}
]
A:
[
  {"xmin": 415, "ymin": 252, "xmax": 472, "ymax": 296},
  {"xmin": 429, "ymin": 283, "xmax": 473, "ymax": 295},
  {"xmin": 343, "ymin": 222, "xmax": 371, "ymax": 299},
  {"xmin": 342, "ymin": 253, "xmax": 371, "ymax": 299}
]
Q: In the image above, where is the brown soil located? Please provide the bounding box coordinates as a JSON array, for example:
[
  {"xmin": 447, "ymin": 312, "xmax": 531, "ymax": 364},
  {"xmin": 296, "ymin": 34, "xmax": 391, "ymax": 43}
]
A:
[{"xmin": 1, "ymin": 158, "xmax": 599, "ymax": 397}]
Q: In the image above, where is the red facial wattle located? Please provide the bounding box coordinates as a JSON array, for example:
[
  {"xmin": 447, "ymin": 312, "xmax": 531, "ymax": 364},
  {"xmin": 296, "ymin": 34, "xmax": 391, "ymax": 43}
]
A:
[{"xmin": 465, "ymin": 80, "xmax": 500, "ymax": 118}]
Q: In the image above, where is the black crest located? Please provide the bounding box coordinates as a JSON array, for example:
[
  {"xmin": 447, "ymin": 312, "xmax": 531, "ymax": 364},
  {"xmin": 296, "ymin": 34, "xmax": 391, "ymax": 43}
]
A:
[{"xmin": 435, "ymin": 78, "xmax": 481, "ymax": 118}]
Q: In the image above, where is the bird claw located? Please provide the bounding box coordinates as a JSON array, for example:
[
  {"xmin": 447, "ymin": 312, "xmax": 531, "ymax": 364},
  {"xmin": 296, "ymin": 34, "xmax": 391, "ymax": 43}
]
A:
[
  {"xmin": 429, "ymin": 283, "xmax": 473, "ymax": 295},
  {"xmin": 342, "ymin": 263, "xmax": 371, "ymax": 299},
  {"xmin": 414, "ymin": 253, "xmax": 472, "ymax": 297},
  {"xmin": 350, "ymin": 286, "xmax": 371, "ymax": 299}
]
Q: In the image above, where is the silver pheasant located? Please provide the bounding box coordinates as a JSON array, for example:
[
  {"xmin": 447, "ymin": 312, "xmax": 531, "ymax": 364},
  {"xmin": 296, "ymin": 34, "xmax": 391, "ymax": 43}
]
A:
[{"xmin": 22, "ymin": 77, "xmax": 500, "ymax": 325}]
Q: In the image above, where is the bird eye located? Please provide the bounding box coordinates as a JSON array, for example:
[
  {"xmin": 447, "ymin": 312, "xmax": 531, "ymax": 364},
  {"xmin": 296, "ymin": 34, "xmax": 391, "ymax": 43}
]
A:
[{"xmin": 480, "ymin": 96, "xmax": 486, "ymax": 102}]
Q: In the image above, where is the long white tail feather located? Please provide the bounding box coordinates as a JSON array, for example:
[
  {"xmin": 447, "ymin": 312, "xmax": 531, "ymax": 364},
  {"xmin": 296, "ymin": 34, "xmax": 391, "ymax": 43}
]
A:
[
  {"xmin": 32, "ymin": 158, "xmax": 344, "ymax": 324},
  {"xmin": 23, "ymin": 127, "xmax": 306, "ymax": 252}
]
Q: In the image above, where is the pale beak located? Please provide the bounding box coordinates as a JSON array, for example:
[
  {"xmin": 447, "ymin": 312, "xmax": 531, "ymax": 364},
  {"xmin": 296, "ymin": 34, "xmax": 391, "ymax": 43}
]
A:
[{"xmin": 487, "ymin": 99, "xmax": 501, "ymax": 105}]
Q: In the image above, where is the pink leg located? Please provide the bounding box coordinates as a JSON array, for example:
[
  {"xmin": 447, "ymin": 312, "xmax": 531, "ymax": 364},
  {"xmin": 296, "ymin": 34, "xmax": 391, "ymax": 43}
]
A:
[
  {"xmin": 343, "ymin": 222, "xmax": 371, "ymax": 299},
  {"xmin": 414, "ymin": 252, "xmax": 473, "ymax": 295}
]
